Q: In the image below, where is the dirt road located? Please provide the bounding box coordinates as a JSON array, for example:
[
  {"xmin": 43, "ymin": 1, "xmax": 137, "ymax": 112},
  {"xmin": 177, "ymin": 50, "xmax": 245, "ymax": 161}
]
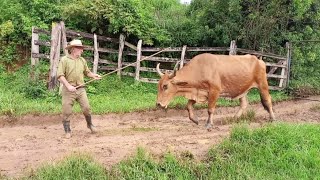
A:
[{"xmin": 1, "ymin": 96, "xmax": 320, "ymax": 178}]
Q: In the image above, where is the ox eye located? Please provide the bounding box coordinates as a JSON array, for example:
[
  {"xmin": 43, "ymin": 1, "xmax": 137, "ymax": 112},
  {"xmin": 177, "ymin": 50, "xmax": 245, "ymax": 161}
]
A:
[{"xmin": 163, "ymin": 84, "xmax": 168, "ymax": 90}]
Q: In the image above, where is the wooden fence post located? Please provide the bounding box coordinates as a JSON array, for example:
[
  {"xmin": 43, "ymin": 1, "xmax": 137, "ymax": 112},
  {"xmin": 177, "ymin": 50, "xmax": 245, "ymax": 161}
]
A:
[
  {"xmin": 31, "ymin": 26, "xmax": 39, "ymax": 80},
  {"xmin": 280, "ymin": 42, "xmax": 291, "ymax": 88},
  {"xmin": 60, "ymin": 21, "xmax": 68, "ymax": 55},
  {"xmin": 229, "ymin": 40, "xmax": 236, "ymax": 55},
  {"xmin": 180, "ymin": 45, "xmax": 187, "ymax": 69},
  {"xmin": 117, "ymin": 34, "xmax": 125, "ymax": 76},
  {"xmin": 31, "ymin": 27, "xmax": 39, "ymax": 67},
  {"xmin": 135, "ymin": 40, "xmax": 142, "ymax": 81},
  {"xmin": 48, "ymin": 22, "xmax": 61, "ymax": 90},
  {"xmin": 93, "ymin": 33, "xmax": 99, "ymax": 74}
]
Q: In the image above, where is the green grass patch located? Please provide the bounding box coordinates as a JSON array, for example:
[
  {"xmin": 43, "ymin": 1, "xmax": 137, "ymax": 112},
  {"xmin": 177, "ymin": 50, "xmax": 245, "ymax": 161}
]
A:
[
  {"xmin": 108, "ymin": 147, "xmax": 202, "ymax": 180},
  {"xmin": 26, "ymin": 152, "xmax": 108, "ymax": 180},
  {"xmin": 206, "ymin": 123, "xmax": 320, "ymax": 179}
]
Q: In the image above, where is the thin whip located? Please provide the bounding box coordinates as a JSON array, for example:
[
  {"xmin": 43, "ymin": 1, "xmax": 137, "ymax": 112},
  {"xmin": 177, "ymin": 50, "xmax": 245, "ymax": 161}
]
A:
[{"xmin": 76, "ymin": 47, "xmax": 170, "ymax": 88}]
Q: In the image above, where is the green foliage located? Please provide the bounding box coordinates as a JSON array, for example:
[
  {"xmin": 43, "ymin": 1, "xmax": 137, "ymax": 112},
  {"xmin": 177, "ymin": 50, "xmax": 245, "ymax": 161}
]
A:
[
  {"xmin": 0, "ymin": 42, "xmax": 19, "ymax": 65},
  {"xmin": 28, "ymin": 153, "xmax": 108, "ymax": 180},
  {"xmin": 22, "ymin": 80, "xmax": 48, "ymax": 99},
  {"xmin": 0, "ymin": 20, "xmax": 14, "ymax": 37},
  {"xmin": 62, "ymin": 0, "xmax": 171, "ymax": 45}
]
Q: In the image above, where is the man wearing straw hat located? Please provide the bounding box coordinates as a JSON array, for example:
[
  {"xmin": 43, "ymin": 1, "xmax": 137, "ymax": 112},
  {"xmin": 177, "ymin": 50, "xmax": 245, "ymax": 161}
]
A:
[{"xmin": 57, "ymin": 39, "xmax": 101, "ymax": 139}]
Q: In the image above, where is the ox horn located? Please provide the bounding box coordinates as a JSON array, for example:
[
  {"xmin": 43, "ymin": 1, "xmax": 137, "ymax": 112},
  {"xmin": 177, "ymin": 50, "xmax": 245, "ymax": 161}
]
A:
[
  {"xmin": 168, "ymin": 60, "xmax": 179, "ymax": 79},
  {"xmin": 156, "ymin": 63, "xmax": 164, "ymax": 76}
]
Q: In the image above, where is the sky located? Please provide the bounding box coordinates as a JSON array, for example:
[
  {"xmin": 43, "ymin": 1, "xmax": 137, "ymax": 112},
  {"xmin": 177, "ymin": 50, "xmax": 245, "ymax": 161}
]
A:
[{"xmin": 180, "ymin": 0, "xmax": 191, "ymax": 4}]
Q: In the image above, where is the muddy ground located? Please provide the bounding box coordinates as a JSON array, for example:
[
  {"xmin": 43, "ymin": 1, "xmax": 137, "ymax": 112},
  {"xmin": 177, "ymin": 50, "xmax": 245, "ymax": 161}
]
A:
[{"xmin": 1, "ymin": 96, "xmax": 320, "ymax": 178}]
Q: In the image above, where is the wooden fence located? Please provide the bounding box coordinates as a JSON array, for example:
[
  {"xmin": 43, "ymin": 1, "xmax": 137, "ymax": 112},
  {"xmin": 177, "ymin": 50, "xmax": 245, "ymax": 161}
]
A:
[{"xmin": 31, "ymin": 21, "xmax": 291, "ymax": 90}]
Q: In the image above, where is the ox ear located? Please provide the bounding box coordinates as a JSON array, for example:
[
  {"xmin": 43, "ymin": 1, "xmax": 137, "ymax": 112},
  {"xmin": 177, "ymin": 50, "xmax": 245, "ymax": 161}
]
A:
[{"xmin": 171, "ymin": 79, "xmax": 188, "ymax": 86}]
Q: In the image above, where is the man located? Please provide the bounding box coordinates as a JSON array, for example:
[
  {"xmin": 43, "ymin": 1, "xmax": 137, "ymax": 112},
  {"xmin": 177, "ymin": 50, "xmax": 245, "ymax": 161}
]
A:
[{"xmin": 57, "ymin": 39, "xmax": 101, "ymax": 138}]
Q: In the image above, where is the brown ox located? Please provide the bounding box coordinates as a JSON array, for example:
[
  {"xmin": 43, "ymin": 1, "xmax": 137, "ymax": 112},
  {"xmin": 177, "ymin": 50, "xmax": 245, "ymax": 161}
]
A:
[{"xmin": 156, "ymin": 53, "xmax": 275, "ymax": 130}]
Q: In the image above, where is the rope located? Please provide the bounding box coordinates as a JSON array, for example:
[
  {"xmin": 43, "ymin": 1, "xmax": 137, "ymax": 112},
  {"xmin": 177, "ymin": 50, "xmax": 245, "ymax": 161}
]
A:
[{"xmin": 75, "ymin": 47, "xmax": 170, "ymax": 89}]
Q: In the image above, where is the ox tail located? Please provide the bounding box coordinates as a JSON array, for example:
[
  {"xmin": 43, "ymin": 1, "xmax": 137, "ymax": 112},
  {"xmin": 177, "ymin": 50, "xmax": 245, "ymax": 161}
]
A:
[{"xmin": 259, "ymin": 93, "xmax": 270, "ymax": 113}]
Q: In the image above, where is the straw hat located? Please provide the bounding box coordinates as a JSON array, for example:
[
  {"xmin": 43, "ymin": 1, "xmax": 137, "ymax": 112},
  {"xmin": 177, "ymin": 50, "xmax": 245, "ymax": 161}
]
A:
[{"xmin": 65, "ymin": 39, "xmax": 84, "ymax": 49}]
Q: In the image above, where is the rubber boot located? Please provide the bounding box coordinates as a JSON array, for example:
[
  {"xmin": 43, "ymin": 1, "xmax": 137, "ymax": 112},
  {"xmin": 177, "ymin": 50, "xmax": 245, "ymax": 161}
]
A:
[
  {"xmin": 85, "ymin": 115, "xmax": 96, "ymax": 133},
  {"xmin": 63, "ymin": 121, "xmax": 71, "ymax": 138}
]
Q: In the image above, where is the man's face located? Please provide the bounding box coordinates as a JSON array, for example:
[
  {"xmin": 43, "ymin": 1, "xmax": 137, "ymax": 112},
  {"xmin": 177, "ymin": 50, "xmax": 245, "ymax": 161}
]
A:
[{"xmin": 71, "ymin": 47, "xmax": 84, "ymax": 58}]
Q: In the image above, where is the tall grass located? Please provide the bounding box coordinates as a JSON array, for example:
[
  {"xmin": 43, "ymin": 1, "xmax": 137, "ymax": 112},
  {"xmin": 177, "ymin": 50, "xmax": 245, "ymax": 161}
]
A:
[{"xmin": 22, "ymin": 123, "xmax": 320, "ymax": 180}]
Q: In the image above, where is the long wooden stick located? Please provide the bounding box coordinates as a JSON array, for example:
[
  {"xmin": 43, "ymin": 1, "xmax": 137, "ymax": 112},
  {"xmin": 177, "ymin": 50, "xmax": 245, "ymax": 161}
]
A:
[{"xmin": 76, "ymin": 47, "xmax": 170, "ymax": 88}]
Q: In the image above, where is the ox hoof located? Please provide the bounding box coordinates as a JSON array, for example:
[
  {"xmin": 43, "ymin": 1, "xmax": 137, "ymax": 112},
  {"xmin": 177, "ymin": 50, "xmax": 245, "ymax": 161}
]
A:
[
  {"xmin": 205, "ymin": 123, "xmax": 212, "ymax": 131},
  {"xmin": 191, "ymin": 120, "xmax": 199, "ymax": 125},
  {"xmin": 190, "ymin": 117, "xmax": 199, "ymax": 125}
]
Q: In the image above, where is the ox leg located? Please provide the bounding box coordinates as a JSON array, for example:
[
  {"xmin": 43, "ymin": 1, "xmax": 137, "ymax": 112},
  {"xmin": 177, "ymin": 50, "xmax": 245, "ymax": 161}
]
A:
[
  {"xmin": 206, "ymin": 91, "xmax": 219, "ymax": 131},
  {"xmin": 187, "ymin": 100, "xmax": 199, "ymax": 125},
  {"xmin": 258, "ymin": 82, "xmax": 276, "ymax": 121},
  {"xmin": 235, "ymin": 95, "xmax": 248, "ymax": 117}
]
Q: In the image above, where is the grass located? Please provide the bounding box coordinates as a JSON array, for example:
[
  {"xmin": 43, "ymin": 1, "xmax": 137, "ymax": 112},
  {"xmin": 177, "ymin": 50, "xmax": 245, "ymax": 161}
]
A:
[
  {"xmin": 25, "ymin": 152, "xmax": 108, "ymax": 180},
  {"xmin": 0, "ymin": 64, "xmax": 290, "ymax": 116},
  {"xmin": 206, "ymin": 123, "xmax": 320, "ymax": 179},
  {"xmin": 17, "ymin": 123, "xmax": 320, "ymax": 180}
]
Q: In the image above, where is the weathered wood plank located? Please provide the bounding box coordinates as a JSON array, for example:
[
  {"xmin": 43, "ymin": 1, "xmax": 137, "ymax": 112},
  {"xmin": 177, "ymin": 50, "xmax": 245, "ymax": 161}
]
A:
[
  {"xmin": 141, "ymin": 56, "xmax": 180, "ymax": 62},
  {"xmin": 267, "ymin": 60, "xmax": 285, "ymax": 74},
  {"xmin": 140, "ymin": 67, "xmax": 173, "ymax": 73},
  {"xmin": 31, "ymin": 27, "xmax": 40, "ymax": 66},
  {"xmin": 139, "ymin": 78, "xmax": 159, "ymax": 83},
  {"xmin": 98, "ymin": 66, "xmax": 117, "ymax": 71},
  {"xmin": 237, "ymin": 48, "xmax": 286, "ymax": 60},
  {"xmin": 135, "ymin": 40, "xmax": 142, "ymax": 81},
  {"xmin": 117, "ymin": 34, "xmax": 125, "ymax": 76},
  {"xmin": 180, "ymin": 45, "xmax": 187, "ymax": 69},
  {"xmin": 65, "ymin": 29, "xmax": 118, "ymax": 43},
  {"xmin": 229, "ymin": 40, "xmax": 236, "ymax": 55},
  {"xmin": 142, "ymin": 47, "xmax": 229, "ymax": 52},
  {"xmin": 121, "ymin": 72, "xmax": 135, "ymax": 77},
  {"xmin": 60, "ymin": 21, "xmax": 68, "ymax": 55},
  {"xmin": 122, "ymin": 62, "xmax": 137, "ymax": 66},
  {"xmin": 124, "ymin": 41, "xmax": 137, "ymax": 51},
  {"xmin": 32, "ymin": 53, "xmax": 50, "ymax": 59},
  {"xmin": 265, "ymin": 62, "xmax": 287, "ymax": 68},
  {"xmin": 267, "ymin": 74, "xmax": 287, "ymax": 79},
  {"xmin": 82, "ymin": 46, "xmax": 118, "ymax": 54},
  {"xmin": 93, "ymin": 34, "xmax": 99, "ymax": 74},
  {"xmin": 33, "ymin": 27, "xmax": 51, "ymax": 35},
  {"xmin": 34, "ymin": 40, "xmax": 51, "ymax": 47},
  {"xmin": 48, "ymin": 22, "xmax": 61, "ymax": 90},
  {"xmin": 98, "ymin": 59, "xmax": 117, "ymax": 65},
  {"xmin": 279, "ymin": 42, "xmax": 290, "ymax": 88}
]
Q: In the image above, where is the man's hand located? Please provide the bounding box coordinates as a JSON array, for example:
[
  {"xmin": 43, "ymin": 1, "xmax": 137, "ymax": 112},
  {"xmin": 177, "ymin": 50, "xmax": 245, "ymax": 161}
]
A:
[
  {"xmin": 67, "ymin": 85, "xmax": 77, "ymax": 92},
  {"xmin": 92, "ymin": 74, "xmax": 102, "ymax": 80}
]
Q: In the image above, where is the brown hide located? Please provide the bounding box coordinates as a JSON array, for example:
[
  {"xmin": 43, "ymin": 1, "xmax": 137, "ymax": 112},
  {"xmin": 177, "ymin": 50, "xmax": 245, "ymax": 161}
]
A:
[{"xmin": 157, "ymin": 53, "xmax": 267, "ymax": 107}]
